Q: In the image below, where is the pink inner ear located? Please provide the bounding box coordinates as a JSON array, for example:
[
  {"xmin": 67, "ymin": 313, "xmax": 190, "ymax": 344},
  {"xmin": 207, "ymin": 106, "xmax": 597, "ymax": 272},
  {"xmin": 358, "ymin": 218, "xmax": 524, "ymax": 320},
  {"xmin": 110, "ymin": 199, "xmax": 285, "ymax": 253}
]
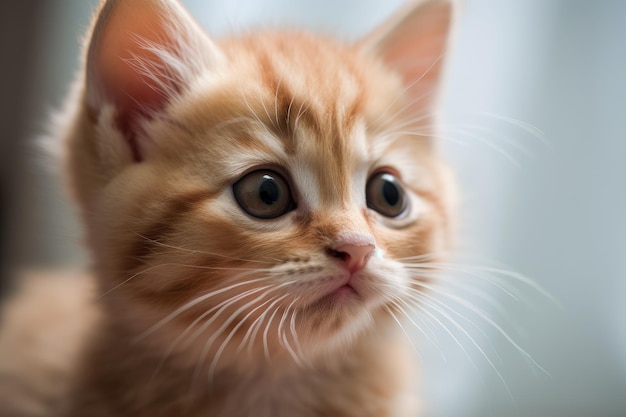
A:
[
  {"xmin": 366, "ymin": 1, "xmax": 452, "ymax": 115},
  {"xmin": 398, "ymin": 4, "xmax": 450, "ymax": 105},
  {"xmin": 383, "ymin": 16, "xmax": 449, "ymax": 89},
  {"xmin": 87, "ymin": 1, "xmax": 183, "ymax": 162}
]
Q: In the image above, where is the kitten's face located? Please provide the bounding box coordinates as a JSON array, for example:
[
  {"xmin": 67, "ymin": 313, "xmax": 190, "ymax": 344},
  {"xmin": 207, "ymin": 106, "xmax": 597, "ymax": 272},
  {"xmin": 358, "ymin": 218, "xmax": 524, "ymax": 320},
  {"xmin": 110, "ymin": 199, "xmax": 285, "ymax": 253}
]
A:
[{"xmin": 68, "ymin": 0, "xmax": 454, "ymax": 372}]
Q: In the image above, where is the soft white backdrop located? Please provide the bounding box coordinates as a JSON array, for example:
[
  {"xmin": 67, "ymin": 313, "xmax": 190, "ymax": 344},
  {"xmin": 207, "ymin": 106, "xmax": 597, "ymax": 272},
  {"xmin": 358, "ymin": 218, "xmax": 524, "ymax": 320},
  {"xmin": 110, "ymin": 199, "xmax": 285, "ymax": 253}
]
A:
[{"xmin": 6, "ymin": 1, "xmax": 625, "ymax": 416}]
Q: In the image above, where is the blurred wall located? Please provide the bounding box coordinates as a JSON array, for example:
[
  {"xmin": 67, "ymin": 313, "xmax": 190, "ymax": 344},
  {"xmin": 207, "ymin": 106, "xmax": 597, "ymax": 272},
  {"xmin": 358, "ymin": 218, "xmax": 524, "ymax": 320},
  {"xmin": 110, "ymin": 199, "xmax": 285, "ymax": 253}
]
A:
[
  {"xmin": 1, "ymin": 1, "xmax": 92, "ymax": 293},
  {"xmin": 462, "ymin": 2, "xmax": 626, "ymax": 416},
  {"xmin": 0, "ymin": 1, "xmax": 47, "ymax": 293}
]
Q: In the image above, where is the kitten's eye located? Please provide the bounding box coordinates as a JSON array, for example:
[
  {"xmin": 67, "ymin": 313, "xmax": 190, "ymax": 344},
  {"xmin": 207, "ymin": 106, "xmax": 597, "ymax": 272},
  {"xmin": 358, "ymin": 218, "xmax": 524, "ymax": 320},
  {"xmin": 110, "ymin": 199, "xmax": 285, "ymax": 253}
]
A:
[
  {"xmin": 366, "ymin": 172, "xmax": 408, "ymax": 218},
  {"xmin": 233, "ymin": 170, "xmax": 295, "ymax": 219}
]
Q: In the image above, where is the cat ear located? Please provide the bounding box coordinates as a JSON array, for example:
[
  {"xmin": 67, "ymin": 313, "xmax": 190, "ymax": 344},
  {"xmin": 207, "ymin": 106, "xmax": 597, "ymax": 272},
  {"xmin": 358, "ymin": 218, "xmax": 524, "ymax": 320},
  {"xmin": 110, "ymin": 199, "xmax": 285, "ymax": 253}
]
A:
[
  {"xmin": 359, "ymin": 0, "xmax": 455, "ymax": 114},
  {"xmin": 85, "ymin": 0, "xmax": 223, "ymax": 161}
]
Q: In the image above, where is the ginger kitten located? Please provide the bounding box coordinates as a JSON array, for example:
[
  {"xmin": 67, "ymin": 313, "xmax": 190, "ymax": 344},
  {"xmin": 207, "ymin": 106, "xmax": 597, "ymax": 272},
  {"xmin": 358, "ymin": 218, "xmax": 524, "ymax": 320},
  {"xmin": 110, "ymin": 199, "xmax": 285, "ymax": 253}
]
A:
[{"xmin": 0, "ymin": 0, "xmax": 456, "ymax": 416}]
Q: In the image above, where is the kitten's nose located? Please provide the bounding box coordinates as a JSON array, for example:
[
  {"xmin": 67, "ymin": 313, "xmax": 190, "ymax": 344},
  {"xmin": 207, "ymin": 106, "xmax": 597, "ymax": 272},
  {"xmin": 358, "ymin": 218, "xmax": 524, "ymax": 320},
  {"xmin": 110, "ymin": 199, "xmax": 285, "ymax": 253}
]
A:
[{"xmin": 327, "ymin": 242, "xmax": 375, "ymax": 273}]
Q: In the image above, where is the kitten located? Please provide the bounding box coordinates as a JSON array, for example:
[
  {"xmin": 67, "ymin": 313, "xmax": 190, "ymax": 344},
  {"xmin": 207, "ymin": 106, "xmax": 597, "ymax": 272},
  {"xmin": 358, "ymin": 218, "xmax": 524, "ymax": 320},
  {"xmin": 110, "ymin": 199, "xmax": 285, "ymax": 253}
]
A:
[{"xmin": 0, "ymin": 0, "xmax": 456, "ymax": 416}]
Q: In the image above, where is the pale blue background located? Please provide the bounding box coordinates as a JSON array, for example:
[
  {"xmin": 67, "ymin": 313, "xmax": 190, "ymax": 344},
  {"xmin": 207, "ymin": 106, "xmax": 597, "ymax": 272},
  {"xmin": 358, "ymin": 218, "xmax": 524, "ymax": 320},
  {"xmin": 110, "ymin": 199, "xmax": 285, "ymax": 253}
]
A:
[{"xmin": 4, "ymin": 1, "xmax": 625, "ymax": 416}]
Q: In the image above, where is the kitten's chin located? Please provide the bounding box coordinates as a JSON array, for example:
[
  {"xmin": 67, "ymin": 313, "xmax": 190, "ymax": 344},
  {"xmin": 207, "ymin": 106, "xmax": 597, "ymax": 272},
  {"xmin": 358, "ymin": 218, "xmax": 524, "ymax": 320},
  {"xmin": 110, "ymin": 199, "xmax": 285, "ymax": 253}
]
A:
[
  {"xmin": 296, "ymin": 297, "xmax": 381, "ymax": 358},
  {"xmin": 302, "ymin": 305, "xmax": 388, "ymax": 362}
]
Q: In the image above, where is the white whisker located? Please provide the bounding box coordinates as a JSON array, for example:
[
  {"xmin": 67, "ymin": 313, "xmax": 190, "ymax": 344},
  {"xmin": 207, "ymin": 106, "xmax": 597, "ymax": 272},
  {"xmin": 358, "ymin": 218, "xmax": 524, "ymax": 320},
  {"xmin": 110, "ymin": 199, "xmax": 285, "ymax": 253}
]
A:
[
  {"xmin": 194, "ymin": 285, "xmax": 282, "ymax": 383},
  {"xmin": 388, "ymin": 294, "xmax": 446, "ymax": 361},
  {"xmin": 412, "ymin": 283, "xmax": 549, "ymax": 376},
  {"xmin": 478, "ymin": 111, "xmax": 548, "ymax": 146},
  {"xmin": 176, "ymin": 286, "xmax": 268, "ymax": 351},
  {"xmin": 440, "ymin": 125, "xmax": 521, "ymax": 167},
  {"xmin": 404, "ymin": 263, "xmax": 521, "ymax": 300},
  {"xmin": 100, "ymin": 262, "xmax": 171, "ymax": 298},
  {"xmin": 384, "ymin": 306, "xmax": 421, "ymax": 361},
  {"xmin": 404, "ymin": 287, "xmax": 504, "ymax": 364},
  {"xmin": 409, "ymin": 262, "xmax": 558, "ymax": 306},
  {"xmin": 134, "ymin": 273, "xmax": 265, "ymax": 342},
  {"xmin": 273, "ymin": 73, "xmax": 284, "ymax": 129},
  {"xmin": 285, "ymin": 93, "xmax": 296, "ymax": 129},
  {"xmin": 208, "ymin": 295, "xmax": 278, "ymax": 379},
  {"xmin": 368, "ymin": 53, "xmax": 444, "ymax": 129},
  {"xmin": 238, "ymin": 294, "xmax": 289, "ymax": 356},
  {"xmin": 289, "ymin": 309, "xmax": 304, "ymax": 361},
  {"xmin": 263, "ymin": 303, "xmax": 283, "ymax": 362},
  {"xmin": 293, "ymin": 100, "xmax": 310, "ymax": 132},
  {"xmin": 240, "ymin": 88, "xmax": 266, "ymax": 128},
  {"xmin": 134, "ymin": 233, "xmax": 276, "ymax": 264},
  {"xmin": 409, "ymin": 289, "xmax": 516, "ymax": 401},
  {"xmin": 278, "ymin": 299, "xmax": 302, "ymax": 366},
  {"xmin": 257, "ymin": 84, "xmax": 274, "ymax": 128}
]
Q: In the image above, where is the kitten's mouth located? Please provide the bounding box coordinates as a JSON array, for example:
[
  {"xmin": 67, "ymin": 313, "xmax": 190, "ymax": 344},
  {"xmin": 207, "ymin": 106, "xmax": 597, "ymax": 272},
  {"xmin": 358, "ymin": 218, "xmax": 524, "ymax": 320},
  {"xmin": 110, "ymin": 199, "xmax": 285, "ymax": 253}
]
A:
[
  {"xmin": 334, "ymin": 283, "xmax": 357, "ymax": 297},
  {"xmin": 312, "ymin": 279, "xmax": 361, "ymax": 308},
  {"xmin": 302, "ymin": 273, "xmax": 369, "ymax": 312}
]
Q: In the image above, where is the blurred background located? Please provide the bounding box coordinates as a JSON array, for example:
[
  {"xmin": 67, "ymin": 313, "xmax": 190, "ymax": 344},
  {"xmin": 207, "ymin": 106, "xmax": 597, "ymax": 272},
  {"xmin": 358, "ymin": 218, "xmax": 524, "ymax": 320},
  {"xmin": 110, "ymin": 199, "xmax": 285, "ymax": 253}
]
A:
[{"xmin": 1, "ymin": 1, "xmax": 624, "ymax": 416}]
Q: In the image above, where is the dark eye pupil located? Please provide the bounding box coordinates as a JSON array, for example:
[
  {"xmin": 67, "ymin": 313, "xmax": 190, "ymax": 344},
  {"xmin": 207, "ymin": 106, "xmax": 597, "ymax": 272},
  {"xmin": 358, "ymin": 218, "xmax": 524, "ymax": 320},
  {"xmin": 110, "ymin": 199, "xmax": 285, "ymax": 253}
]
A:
[
  {"xmin": 382, "ymin": 181, "xmax": 399, "ymax": 206},
  {"xmin": 259, "ymin": 177, "xmax": 280, "ymax": 205}
]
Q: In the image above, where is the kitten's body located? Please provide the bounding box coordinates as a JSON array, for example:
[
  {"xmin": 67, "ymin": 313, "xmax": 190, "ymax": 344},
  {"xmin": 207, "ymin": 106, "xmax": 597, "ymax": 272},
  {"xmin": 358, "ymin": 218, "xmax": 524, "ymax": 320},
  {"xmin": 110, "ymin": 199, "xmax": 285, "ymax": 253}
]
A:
[
  {"xmin": 0, "ymin": 1, "xmax": 456, "ymax": 416},
  {"xmin": 0, "ymin": 272, "xmax": 98, "ymax": 416},
  {"xmin": 68, "ymin": 306, "xmax": 415, "ymax": 417}
]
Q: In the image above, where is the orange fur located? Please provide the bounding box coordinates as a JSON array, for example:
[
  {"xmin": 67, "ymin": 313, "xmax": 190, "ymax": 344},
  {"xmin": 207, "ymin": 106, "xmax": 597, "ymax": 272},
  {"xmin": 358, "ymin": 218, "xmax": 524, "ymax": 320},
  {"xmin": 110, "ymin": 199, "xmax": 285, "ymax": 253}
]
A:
[{"xmin": 0, "ymin": 1, "xmax": 457, "ymax": 416}]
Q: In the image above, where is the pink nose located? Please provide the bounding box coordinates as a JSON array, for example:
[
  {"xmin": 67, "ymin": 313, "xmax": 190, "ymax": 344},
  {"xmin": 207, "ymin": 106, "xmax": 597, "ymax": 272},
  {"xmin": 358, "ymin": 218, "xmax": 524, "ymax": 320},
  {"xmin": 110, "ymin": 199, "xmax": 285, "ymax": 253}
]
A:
[{"xmin": 327, "ymin": 243, "xmax": 375, "ymax": 273}]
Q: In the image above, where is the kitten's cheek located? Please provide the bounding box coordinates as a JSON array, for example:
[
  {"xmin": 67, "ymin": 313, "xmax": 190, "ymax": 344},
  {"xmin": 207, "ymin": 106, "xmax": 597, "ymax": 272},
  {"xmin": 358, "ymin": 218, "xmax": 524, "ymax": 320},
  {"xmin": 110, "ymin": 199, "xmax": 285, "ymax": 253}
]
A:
[{"xmin": 357, "ymin": 257, "xmax": 407, "ymax": 305}]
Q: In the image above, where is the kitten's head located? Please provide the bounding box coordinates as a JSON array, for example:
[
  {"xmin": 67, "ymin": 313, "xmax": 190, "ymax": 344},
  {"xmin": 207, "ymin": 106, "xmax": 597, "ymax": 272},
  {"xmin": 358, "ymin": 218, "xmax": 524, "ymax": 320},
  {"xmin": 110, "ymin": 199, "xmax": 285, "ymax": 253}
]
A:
[{"xmin": 65, "ymin": 0, "xmax": 455, "ymax": 370}]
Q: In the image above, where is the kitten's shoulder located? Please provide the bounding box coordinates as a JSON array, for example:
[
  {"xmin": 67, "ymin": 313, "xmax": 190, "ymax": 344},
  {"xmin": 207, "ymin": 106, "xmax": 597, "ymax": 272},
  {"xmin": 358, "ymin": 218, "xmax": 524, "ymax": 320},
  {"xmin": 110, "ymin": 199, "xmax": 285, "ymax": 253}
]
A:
[{"xmin": 0, "ymin": 270, "xmax": 100, "ymax": 417}]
